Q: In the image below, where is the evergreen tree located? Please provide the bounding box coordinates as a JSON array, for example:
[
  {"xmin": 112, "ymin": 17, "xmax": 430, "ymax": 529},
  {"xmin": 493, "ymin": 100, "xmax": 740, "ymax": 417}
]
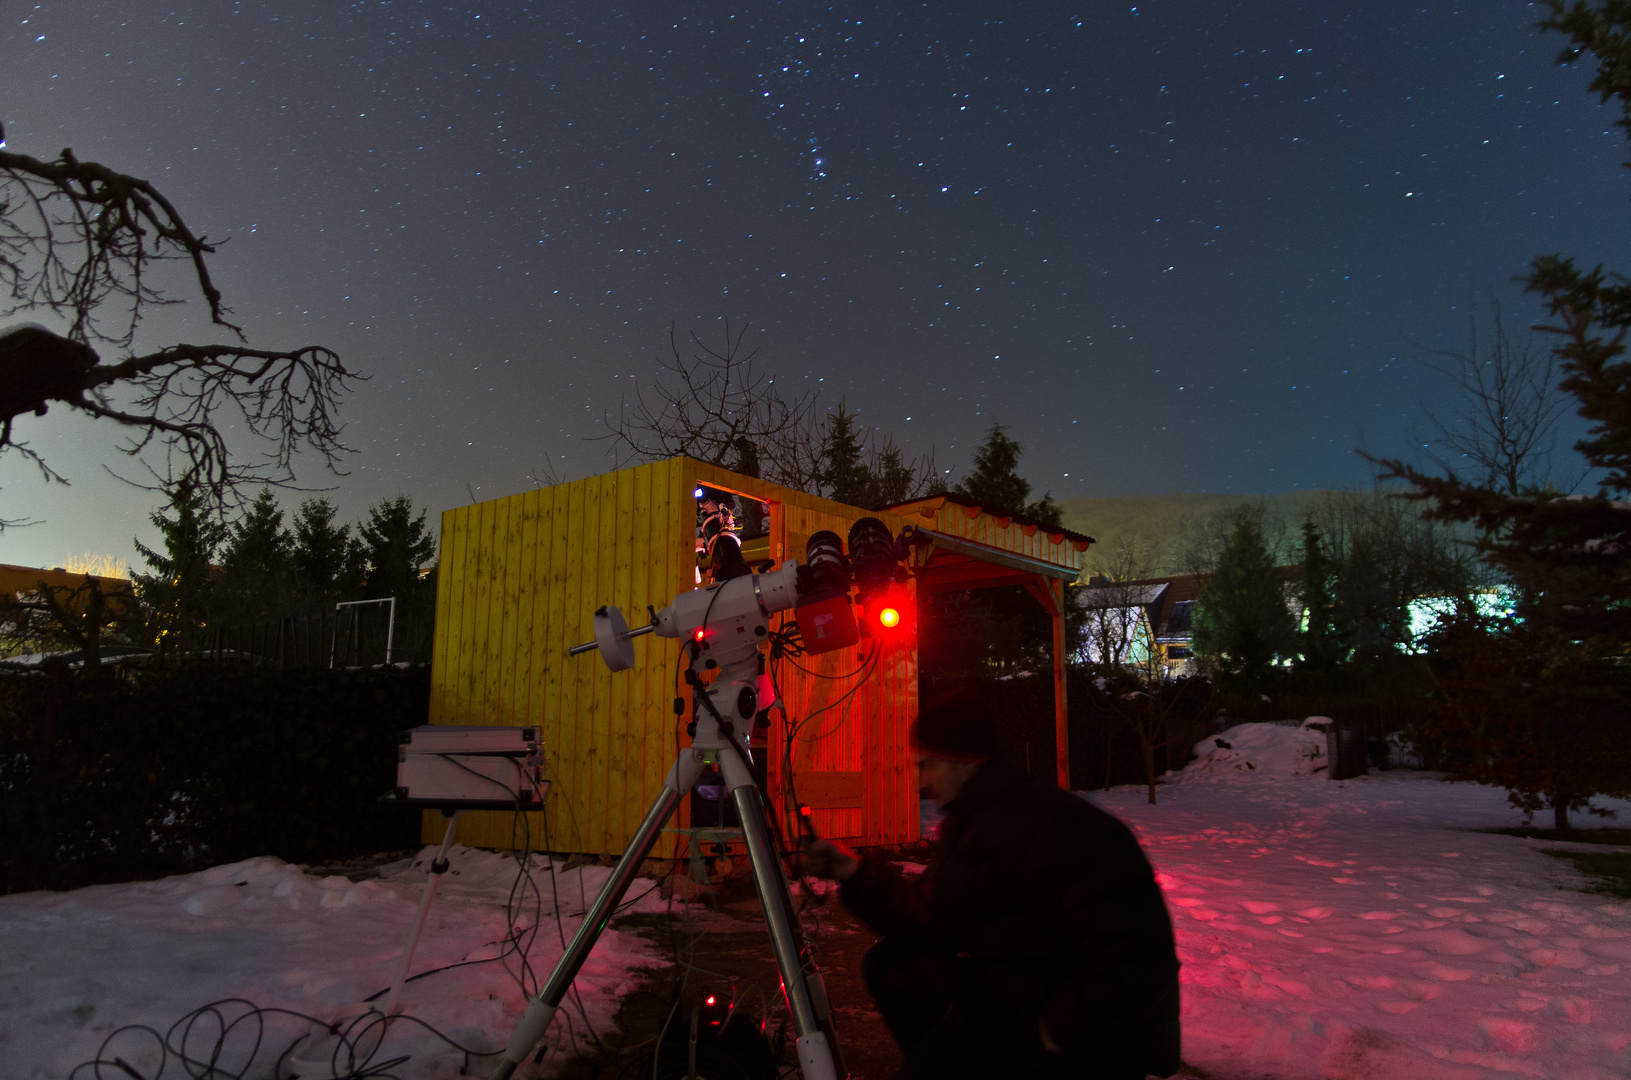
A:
[
  {"xmin": 358, "ymin": 495, "xmax": 436, "ymax": 599},
  {"xmin": 872, "ymin": 438, "xmax": 921, "ymax": 507},
  {"xmin": 291, "ymin": 497, "xmax": 363, "ymax": 601},
  {"xmin": 956, "ymin": 423, "xmax": 1031, "ymax": 512},
  {"xmin": 1377, "ymin": 3, "xmax": 1631, "ymax": 832},
  {"xmin": 818, "ymin": 401, "xmax": 876, "ymax": 507},
  {"xmin": 1297, "ymin": 518, "xmax": 1346, "ymax": 673},
  {"xmin": 954, "ymin": 422, "xmax": 1063, "ymax": 525},
  {"xmin": 132, "ymin": 481, "xmax": 226, "ymax": 643},
  {"xmin": 1192, "ymin": 507, "xmax": 1297, "ymax": 693},
  {"xmin": 218, "ymin": 488, "xmax": 293, "ymax": 618}
]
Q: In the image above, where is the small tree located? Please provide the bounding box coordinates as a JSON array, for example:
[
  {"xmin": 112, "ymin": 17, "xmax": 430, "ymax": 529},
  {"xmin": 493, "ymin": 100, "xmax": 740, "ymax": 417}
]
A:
[
  {"xmin": 132, "ymin": 481, "xmax": 226, "ymax": 646},
  {"xmin": 1192, "ymin": 507, "xmax": 1296, "ymax": 697},
  {"xmin": 1091, "ymin": 672, "xmax": 1213, "ymax": 805},
  {"xmin": 1425, "ymin": 616, "xmax": 1629, "ymax": 836}
]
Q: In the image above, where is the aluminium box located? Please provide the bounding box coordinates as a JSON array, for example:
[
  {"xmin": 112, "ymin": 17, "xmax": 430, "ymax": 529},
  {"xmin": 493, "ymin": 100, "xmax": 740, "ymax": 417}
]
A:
[{"xmin": 393, "ymin": 725, "xmax": 549, "ymax": 810}]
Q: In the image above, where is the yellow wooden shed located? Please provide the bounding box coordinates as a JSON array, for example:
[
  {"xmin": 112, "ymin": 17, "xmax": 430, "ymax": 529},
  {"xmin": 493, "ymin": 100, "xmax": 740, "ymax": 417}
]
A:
[{"xmin": 426, "ymin": 456, "xmax": 1090, "ymax": 856}]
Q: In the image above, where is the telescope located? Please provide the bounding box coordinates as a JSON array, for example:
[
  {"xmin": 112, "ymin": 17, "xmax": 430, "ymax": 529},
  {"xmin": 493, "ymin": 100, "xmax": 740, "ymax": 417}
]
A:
[{"xmin": 489, "ymin": 518, "xmax": 922, "ymax": 1080}]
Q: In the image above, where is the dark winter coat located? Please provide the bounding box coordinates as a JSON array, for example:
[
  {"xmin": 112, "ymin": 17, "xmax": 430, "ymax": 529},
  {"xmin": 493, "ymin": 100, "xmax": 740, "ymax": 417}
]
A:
[{"xmin": 840, "ymin": 756, "xmax": 1181, "ymax": 1079}]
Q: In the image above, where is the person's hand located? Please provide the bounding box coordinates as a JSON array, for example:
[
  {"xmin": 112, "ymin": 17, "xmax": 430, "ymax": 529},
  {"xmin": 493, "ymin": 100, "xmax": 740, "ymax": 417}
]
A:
[
  {"xmin": 1039, "ymin": 1016, "xmax": 1062, "ymax": 1054},
  {"xmin": 802, "ymin": 838, "xmax": 860, "ymax": 881}
]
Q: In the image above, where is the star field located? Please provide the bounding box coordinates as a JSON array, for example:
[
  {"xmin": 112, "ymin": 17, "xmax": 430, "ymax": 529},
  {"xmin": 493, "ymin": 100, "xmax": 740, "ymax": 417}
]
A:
[{"xmin": 2, "ymin": 1, "xmax": 1628, "ymax": 567}]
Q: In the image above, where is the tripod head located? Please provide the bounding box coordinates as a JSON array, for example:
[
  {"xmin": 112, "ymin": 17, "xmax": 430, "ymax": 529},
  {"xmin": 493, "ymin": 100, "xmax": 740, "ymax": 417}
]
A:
[{"xmin": 571, "ymin": 518, "xmax": 926, "ymax": 671}]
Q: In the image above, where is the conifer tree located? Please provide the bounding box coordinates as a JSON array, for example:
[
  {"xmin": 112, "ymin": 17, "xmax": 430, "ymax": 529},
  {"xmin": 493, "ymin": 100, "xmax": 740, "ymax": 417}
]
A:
[
  {"xmin": 132, "ymin": 481, "xmax": 226, "ymax": 643},
  {"xmin": 219, "ymin": 488, "xmax": 293, "ymax": 618},
  {"xmin": 1376, "ymin": 2, "xmax": 1631, "ymax": 833},
  {"xmin": 291, "ymin": 498, "xmax": 363, "ymax": 602},
  {"xmin": 358, "ymin": 496, "xmax": 436, "ymax": 600},
  {"xmin": 1192, "ymin": 508, "xmax": 1296, "ymax": 694},
  {"xmin": 818, "ymin": 401, "xmax": 875, "ymax": 507},
  {"xmin": 1297, "ymin": 518, "xmax": 1346, "ymax": 673},
  {"xmin": 954, "ymin": 422, "xmax": 1063, "ymax": 525}
]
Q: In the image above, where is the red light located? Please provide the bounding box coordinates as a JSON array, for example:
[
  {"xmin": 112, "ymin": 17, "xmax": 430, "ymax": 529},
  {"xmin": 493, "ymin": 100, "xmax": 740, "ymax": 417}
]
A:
[
  {"xmin": 799, "ymin": 805, "xmax": 812, "ymax": 817},
  {"xmin": 877, "ymin": 606, "xmax": 901, "ymax": 629},
  {"xmin": 693, "ymin": 628, "xmax": 706, "ymax": 642},
  {"xmin": 706, "ymin": 995, "xmax": 716, "ymax": 1006}
]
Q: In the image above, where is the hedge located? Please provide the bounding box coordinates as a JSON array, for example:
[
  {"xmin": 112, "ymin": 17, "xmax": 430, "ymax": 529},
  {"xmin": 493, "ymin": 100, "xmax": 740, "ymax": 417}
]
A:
[{"xmin": 0, "ymin": 665, "xmax": 428, "ymax": 895}]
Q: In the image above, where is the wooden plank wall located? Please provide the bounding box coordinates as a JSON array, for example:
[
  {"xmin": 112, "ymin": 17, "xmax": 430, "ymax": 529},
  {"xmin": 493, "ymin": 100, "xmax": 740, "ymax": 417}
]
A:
[
  {"xmin": 429, "ymin": 457, "xmax": 920, "ymax": 854},
  {"xmin": 428, "ymin": 457, "xmax": 687, "ymax": 856}
]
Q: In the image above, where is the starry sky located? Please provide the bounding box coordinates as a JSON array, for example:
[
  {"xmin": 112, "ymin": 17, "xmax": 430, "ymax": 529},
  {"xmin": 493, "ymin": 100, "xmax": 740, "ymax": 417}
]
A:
[{"xmin": 2, "ymin": 1, "xmax": 1628, "ymax": 570}]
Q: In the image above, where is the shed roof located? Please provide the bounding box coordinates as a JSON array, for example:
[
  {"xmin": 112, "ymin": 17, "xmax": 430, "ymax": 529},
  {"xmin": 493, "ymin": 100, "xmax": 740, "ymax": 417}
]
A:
[{"xmin": 882, "ymin": 494, "xmax": 1093, "ymax": 595}]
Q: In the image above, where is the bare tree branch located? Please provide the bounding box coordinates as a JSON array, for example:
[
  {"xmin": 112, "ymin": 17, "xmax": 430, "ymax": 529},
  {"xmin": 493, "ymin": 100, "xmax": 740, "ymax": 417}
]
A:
[
  {"xmin": 0, "ymin": 146, "xmax": 355, "ymax": 509},
  {"xmin": 595, "ymin": 319, "xmax": 825, "ymax": 488},
  {"xmin": 1, "ymin": 147, "xmax": 240, "ymax": 346},
  {"xmin": 1415, "ymin": 296, "xmax": 1576, "ymax": 495}
]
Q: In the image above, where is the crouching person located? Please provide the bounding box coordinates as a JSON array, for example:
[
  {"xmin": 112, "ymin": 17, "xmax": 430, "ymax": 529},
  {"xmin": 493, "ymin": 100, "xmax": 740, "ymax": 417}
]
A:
[{"xmin": 804, "ymin": 687, "xmax": 1181, "ymax": 1079}]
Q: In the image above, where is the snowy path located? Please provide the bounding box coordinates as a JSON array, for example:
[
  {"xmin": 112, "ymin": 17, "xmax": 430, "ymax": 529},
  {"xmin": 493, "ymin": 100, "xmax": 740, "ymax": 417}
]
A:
[{"xmin": 1091, "ymin": 723, "xmax": 1631, "ymax": 1080}]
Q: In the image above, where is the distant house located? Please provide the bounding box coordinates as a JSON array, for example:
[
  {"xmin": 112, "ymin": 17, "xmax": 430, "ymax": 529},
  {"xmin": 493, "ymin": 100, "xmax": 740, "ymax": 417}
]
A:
[
  {"xmin": 1077, "ymin": 574, "xmax": 1204, "ymax": 675},
  {"xmin": 1077, "ymin": 567, "xmax": 1303, "ymax": 676}
]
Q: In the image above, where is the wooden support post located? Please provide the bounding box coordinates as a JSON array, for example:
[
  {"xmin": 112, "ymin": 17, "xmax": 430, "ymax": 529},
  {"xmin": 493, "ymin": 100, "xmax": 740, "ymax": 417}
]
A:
[
  {"xmin": 1052, "ymin": 576, "xmax": 1069, "ymax": 790},
  {"xmin": 1022, "ymin": 575, "xmax": 1072, "ymax": 790}
]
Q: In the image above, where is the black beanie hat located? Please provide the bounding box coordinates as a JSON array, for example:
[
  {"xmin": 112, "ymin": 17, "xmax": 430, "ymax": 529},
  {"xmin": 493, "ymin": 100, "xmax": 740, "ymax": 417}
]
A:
[{"xmin": 911, "ymin": 686, "xmax": 1000, "ymax": 762}]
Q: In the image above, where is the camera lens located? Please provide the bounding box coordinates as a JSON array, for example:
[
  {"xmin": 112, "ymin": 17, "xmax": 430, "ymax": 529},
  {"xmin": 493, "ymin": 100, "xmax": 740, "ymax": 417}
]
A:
[{"xmin": 847, "ymin": 517, "xmax": 896, "ymax": 602}]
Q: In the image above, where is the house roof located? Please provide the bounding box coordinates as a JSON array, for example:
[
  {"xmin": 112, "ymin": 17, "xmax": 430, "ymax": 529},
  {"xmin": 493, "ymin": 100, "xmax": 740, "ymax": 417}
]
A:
[{"xmin": 1075, "ymin": 581, "xmax": 1170, "ymax": 609}]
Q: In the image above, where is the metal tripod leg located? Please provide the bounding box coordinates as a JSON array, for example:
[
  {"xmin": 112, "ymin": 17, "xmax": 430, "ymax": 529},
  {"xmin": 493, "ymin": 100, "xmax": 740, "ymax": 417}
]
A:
[
  {"xmin": 489, "ymin": 781, "xmax": 685, "ymax": 1080},
  {"xmin": 722, "ymin": 748, "xmax": 846, "ymax": 1080}
]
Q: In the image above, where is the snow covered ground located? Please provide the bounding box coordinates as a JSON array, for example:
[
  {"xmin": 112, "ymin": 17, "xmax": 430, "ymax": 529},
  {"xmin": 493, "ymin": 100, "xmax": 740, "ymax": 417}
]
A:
[
  {"xmin": 1091, "ymin": 721, "xmax": 1631, "ymax": 1080},
  {"xmin": 0, "ymin": 846, "xmax": 677, "ymax": 1079},
  {"xmin": 3, "ymin": 720, "xmax": 1627, "ymax": 1079}
]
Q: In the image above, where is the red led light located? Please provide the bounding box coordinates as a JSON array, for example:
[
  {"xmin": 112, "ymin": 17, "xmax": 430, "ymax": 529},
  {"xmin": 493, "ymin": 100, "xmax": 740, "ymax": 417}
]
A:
[
  {"xmin": 877, "ymin": 606, "xmax": 901, "ymax": 629},
  {"xmin": 706, "ymin": 995, "xmax": 716, "ymax": 1006},
  {"xmin": 693, "ymin": 628, "xmax": 706, "ymax": 642}
]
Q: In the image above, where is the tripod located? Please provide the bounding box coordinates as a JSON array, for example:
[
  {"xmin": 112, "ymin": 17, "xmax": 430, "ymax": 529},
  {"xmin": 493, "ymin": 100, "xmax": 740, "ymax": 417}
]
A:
[{"xmin": 489, "ymin": 636, "xmax": 847, "ymax": 1079}]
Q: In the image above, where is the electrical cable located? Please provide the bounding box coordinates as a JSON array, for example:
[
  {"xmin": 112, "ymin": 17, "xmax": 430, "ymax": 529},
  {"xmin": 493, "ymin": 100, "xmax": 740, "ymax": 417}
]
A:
[{"xmin": 67, "ymin": 997, "xmax": 499, "ymax": 1080}]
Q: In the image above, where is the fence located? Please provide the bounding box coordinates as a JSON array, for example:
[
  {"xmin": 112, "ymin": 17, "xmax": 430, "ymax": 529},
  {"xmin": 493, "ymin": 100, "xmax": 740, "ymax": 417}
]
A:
[{"xmin": 174, "ymin": 602, "xmax": 419, "ymax": 669}]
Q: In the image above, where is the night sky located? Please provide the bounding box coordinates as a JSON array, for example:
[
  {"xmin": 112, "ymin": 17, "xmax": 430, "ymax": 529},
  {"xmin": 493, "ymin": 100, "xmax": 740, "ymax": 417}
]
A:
[{"xmin": 2, "ymin": 1, "xmax": 1627, "ymax": 570}]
